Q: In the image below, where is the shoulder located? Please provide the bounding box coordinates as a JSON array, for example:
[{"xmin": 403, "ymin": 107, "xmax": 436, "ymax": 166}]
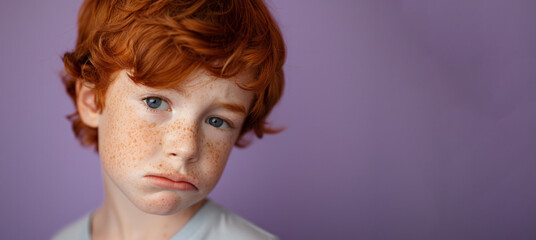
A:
[
  {"xmin": 173, "ymin": 200, "xmax": 278, "ymax": 240},
  {"xmin": 205, "ymin": 201, "xmax": 278, "ymax": 240},
  {"xmin": 51, "ymin": 212, "xmax": 92, "ymax": 240}
]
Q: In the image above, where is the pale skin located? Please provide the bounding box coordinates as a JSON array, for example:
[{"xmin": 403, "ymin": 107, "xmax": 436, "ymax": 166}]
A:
[{"xmin": 77, "ymin": 69, "xmax": 255, "ymax": 240}]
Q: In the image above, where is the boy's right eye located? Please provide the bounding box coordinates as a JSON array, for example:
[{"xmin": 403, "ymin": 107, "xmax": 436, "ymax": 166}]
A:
[{"xmin": 144, "ymin": 97, "xmax": 170, "ymax": 111}]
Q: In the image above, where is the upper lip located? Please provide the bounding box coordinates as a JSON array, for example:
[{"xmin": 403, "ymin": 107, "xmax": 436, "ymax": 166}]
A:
[{"xmin": 146, "ymin": 173, "xmax": 199, "ymax": 189}]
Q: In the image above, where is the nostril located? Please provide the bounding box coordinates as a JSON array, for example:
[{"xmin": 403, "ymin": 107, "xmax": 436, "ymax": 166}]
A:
[{"xmin": 167, "ymin": 151, "xmax": 198, "ymax": 162}]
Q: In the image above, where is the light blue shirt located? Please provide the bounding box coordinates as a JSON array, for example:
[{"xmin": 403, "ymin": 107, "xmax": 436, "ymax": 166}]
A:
[{"xmin": 52, "ymin": 200, "xmax": 277, "ymax": 240}]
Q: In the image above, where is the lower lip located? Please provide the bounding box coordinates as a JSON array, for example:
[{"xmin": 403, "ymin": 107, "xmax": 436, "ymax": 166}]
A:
[{"xmin": 146, "ymin": 176, "xmax": 198, "ymax": 191}]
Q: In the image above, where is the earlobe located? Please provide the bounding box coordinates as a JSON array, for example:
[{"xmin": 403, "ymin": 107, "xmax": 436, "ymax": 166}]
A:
[{"xmin": 76, "ymin": 81, "xmax": 100, "ymax": 128}]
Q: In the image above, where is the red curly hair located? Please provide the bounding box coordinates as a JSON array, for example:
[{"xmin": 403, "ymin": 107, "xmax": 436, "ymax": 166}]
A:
[{"xmin": 62, "ymin": 0, "xmax": 286, "ymax": 151}]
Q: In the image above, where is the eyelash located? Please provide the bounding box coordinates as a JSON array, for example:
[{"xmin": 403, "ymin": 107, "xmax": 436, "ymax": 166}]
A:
[
  {"xmin": 142, "ymin": 95, "xmax": 172, "ymax": 112},
  {"xmin": 207, "ymin": 116, "xmax": 235, "ymax": 129}
]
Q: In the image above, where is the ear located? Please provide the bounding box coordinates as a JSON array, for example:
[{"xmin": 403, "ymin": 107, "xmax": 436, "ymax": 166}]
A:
[{"xmin": 76, "ymin": 81, "xmax": 100, "ymax": 128}]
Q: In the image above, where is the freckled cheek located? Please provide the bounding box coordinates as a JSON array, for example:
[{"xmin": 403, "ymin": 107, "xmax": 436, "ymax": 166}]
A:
[
  {"xmin": 100, "ymin": 104, "xmax": 162, "ymax": 173},
  {"xmin": 199, "ymin": 140, "xmax": 233, "ymax": 188}
]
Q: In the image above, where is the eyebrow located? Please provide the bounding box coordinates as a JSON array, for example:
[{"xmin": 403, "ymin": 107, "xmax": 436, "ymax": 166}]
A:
[{"xmin": 213, "ymin": 101, "xmax": 247, "ymax": 116}]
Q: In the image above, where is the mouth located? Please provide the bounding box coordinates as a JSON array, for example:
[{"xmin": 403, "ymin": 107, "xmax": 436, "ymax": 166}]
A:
[{"xmin": 145, "ymin": 174, "xmax": 198, "ymax": 191}]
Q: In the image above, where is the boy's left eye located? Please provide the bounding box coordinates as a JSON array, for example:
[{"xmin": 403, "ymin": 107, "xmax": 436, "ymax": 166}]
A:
[
  {"xmin": 144, "ymin": 97, "xmax": 169, "ymax": 111},
  {"xmin": 206, "ymin": 117, "xmax": 229, "ymax": 129}
]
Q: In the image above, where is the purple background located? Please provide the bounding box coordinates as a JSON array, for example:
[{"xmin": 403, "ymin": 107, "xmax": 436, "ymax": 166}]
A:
[{"xmin": 1, "ymin": 0, "xmax": 535, "ymax": 239}]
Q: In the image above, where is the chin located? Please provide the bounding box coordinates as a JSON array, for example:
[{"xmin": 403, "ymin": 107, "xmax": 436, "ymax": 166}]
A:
[{"xmin": 132, "ymin": 191, "xmax": 199, "ymax": 216}]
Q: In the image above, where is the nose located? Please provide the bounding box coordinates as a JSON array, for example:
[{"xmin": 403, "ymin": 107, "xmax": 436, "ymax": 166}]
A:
[{"xmin": 163, "ymin": 119, "xmax": 200, "ymax": 163}]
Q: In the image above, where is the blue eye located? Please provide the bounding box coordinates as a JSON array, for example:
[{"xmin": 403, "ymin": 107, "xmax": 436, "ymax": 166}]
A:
[
  {"xmin": 144, "ymin": 97, "xmax": 169, "ymax": 111},
  {"xmin": 206, "ymin": 117, "xmax": 229, "ymax": 129}
]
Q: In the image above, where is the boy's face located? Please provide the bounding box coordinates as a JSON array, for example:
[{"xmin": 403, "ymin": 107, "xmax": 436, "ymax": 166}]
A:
[{"xmin": 91, "ymin": 69, "xmax": 254, "ymax": 215}]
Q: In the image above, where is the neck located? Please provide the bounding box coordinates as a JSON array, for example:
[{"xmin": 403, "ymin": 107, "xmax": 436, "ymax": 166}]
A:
[{"xmin": 91, "ymin": 170, "xmax": 206, "ymax": 240}]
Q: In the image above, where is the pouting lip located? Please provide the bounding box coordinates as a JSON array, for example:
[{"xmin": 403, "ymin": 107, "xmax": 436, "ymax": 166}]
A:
[{"xmin": 145, "ymin": 173, "xmax": 199, "ymax": 190}]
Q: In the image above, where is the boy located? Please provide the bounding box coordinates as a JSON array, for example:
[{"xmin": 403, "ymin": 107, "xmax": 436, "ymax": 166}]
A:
[{"xmin": 53, "ymin": 0, "xmax": 285, "ymax": 239}]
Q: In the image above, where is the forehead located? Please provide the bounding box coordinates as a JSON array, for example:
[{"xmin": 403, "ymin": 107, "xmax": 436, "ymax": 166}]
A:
[
  {"xmin": 173, "ymin": 69, "xmax": 254, "ymax": 96},
  {"xmin": 109, "ymin": 69, "xmax": 255, "ymax": 108}
]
